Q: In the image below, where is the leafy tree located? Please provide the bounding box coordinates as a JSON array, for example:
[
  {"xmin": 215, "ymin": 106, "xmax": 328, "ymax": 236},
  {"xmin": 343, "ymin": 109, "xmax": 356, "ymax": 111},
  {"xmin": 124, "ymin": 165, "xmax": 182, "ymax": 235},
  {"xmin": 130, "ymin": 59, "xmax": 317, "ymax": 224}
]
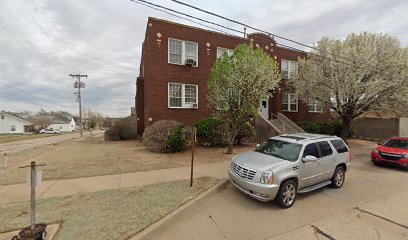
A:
[
  {"xmin": 292, "ymin": 33, "xmax": 408, "ymax": 139},
  {"xmin": 208, "ymin": 44, "xmax": 281, "ymax": 154}
]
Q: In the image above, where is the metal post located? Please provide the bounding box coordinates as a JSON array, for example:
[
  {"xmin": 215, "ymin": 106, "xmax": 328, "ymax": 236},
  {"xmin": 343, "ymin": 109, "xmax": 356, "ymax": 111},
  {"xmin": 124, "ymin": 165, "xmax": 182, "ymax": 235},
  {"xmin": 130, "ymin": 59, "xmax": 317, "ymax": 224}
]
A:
[
  {"xmin": 190, "ymin": 127, "xmax": 196, "ymax": 187},
  {"xmin": 4, "ymin": 153, "xmax": 7, "ymax": 168},
  {"xmin": 30, "ymin": 161, "xmax": 35, "ymax": 230}
]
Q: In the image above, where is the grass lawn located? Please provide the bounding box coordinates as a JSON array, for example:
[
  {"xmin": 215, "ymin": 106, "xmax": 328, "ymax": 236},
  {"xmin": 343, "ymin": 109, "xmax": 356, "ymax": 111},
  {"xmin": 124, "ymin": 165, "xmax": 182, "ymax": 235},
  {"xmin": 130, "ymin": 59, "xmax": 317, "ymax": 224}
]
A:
[
  {"xmin": 0, "ymin": 178, "xmax": 219, "ymax": 240},
  {"xmin": 0, "ymin": 134, "xmax": 55, "ymax": 144},
  {"xmin": 0, "ymin": 136, "xmax": 253, "ymax": 185}
]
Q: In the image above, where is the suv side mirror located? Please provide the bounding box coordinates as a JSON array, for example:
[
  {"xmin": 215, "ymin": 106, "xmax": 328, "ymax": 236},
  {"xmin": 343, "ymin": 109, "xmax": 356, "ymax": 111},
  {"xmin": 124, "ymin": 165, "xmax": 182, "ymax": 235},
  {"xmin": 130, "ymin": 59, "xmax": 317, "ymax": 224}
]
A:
[
  {"xmin": 302, "ymin": 155, "xmax": 318, "ymax": 163},
  {"xmin": 256, "ymin": 144, "xmax": 261, "ymax": 148}
]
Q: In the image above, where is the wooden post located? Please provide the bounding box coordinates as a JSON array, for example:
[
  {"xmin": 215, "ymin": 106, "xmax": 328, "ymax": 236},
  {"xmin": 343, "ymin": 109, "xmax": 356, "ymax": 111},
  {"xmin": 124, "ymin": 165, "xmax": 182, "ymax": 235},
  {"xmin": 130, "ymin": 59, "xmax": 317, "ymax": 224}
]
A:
[
  {"xmin": 30, "ymin": 161, "xmax": 35, "ymax": 230},
  {"xmin": 190, "ymin": 127, "xmax": 196, "ymax": 187}
]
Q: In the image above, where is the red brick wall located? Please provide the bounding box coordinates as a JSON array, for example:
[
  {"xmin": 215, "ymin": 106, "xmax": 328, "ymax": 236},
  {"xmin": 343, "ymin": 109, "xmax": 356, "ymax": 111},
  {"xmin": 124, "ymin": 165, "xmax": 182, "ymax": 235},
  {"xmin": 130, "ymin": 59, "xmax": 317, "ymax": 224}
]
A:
[{"xmin": 137, "ymin": 17, "xmax": 329, "ymax": 133}]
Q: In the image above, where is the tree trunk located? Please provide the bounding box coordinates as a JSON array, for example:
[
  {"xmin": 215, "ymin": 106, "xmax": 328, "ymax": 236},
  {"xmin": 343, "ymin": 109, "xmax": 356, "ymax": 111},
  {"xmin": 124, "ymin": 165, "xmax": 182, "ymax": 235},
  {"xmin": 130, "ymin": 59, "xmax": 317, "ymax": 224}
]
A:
[
  {"xmin": 226, "ymin": 142, "xmax": 234, "ymax": 154},
  {"xmin": 340, "ymin": 117, "xmax": 353, "ymax": 140}
]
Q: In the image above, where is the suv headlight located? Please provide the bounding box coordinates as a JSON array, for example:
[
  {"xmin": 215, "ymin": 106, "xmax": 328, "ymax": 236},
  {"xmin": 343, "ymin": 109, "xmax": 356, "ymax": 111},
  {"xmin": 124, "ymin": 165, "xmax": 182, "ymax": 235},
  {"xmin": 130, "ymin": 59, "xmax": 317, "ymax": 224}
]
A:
[{"xmin": 260, "ymin": 170, "xmax": 273, "ymax": 184}]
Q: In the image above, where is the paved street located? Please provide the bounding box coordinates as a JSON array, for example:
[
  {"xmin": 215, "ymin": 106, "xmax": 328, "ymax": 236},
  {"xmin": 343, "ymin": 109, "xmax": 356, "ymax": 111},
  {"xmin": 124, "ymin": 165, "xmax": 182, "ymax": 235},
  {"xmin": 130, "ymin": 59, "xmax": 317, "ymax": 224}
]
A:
[
  {"xmin": 0, "ymin": 131, "xmax": 103, "ymax": 154},
  {"xmin": 135, "ymin": 140, "xmax": 408, "ymax": 240}
]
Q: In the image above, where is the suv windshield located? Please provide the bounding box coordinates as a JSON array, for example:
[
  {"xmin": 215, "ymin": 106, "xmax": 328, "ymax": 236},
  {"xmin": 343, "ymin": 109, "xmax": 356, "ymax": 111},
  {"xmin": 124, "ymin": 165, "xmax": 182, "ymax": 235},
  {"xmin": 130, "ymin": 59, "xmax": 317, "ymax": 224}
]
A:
[
  {"xmin": 256, "ymin": 139, "xmax": 302, "ymax": 162},
  {"xmin": 383, "ymin": 139, "xmax": 408, "ymax": 149}
]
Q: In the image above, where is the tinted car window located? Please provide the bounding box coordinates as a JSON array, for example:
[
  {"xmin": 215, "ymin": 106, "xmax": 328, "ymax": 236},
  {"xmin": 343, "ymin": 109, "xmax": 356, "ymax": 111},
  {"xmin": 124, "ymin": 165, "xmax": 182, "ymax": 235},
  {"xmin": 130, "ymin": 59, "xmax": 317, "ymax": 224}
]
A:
[
  {"xmin": 330, "ymin": 139, "xmax": 348, "ymax": 153},
  {"xmin": 383, "ymin": 139, "xmax": 408, "ymax": 149},
  {"xmin": 317, "ymin": 141, "xmax": 333, "ymax": 157},
  {"xmin": 303, "ymin": 143, "xmax": 320, "ymax": 158},
  {"xmin": 256, "ymin": 139, "xmax": 302, "ymax": 162}
]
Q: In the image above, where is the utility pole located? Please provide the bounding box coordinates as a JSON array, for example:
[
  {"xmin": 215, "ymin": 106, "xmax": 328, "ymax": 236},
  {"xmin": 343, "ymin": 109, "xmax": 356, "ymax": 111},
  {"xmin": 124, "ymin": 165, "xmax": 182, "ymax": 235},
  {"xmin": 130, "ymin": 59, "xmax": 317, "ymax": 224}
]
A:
[{"xmin": 70, "ymin": 74, "xmax": 87, "ymax": 138}]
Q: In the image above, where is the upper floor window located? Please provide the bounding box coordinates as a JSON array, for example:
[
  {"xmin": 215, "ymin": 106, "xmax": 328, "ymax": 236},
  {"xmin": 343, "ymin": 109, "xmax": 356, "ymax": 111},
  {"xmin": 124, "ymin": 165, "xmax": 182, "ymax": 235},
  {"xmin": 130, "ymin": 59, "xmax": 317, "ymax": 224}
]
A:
[
  {"xmin": 308, "ymin": 100, "xmax": 323, "ymax": 113},
  {"xmin": 216, "ymin": 47, "xmax": 233, "ymax": 58},
  {"xmin": 281, "ymin": 60, "xmax": 298, "ymax": 79},
  {"xmin": 168, "ymin": 38, "xmax": 198, "ymax": 66},
  {"xmin": 168, "ymin": 83, "xmax": 198, "ymax": 108},
  {"xmin": 282, "ymin": 93, "xmax": 298, "ymax": 112}
]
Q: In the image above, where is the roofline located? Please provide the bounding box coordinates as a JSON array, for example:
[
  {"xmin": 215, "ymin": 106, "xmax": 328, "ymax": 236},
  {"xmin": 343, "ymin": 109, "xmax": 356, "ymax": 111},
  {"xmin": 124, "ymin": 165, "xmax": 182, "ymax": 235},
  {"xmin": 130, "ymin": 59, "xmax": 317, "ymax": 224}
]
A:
[
  {"xmin": 147, "ymin": 17, "xmax": 307, "ymax": 55},
  {"xmin": 148, "ymin": 16, "xmax": 245, "ymax": 41},
  {"xmin": 0, "ymin": 111, "xmax": 33, "ymax": 125}
]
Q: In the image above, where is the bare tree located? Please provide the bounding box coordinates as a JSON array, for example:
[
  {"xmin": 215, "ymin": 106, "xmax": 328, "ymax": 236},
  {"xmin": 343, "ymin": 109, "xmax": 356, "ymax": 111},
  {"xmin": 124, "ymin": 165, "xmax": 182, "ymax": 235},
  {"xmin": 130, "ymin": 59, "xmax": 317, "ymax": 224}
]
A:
[
  {"xmin": 86, "ymin": 108, "xmax": 104, "ymax": 129},
  {"xmin": 34, "ymin": 116, "xmax": 53, "ymax": 132}
]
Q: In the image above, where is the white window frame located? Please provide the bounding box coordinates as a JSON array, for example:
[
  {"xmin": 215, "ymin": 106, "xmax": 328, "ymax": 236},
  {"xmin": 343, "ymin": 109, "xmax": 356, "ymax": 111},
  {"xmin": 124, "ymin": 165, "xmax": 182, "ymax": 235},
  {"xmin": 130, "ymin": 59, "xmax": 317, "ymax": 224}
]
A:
[
  {"xmin": 308, "ymin": 100, "xmax": 324, "ymax": 113},
  {"xmin": 282, "ymin": 93, "xmax": 298, "ymax": 112},
  {"xmin": 10, "ymin": 125, "xmax": 16, "ymax": 132},
  {"xmin": 168, "ymin": 38, "xmax": 198, "ymax": 67},
  {"xmin": 216, "ymin": 47, "xmax": 233, "ymax": 58},
  {"xmin": 168, "ymin": 82, "xmax": 199, "ymax": 109},
  {"xmin": 281, "ymin": 59, "xmax": 298, "ymax": 79}
]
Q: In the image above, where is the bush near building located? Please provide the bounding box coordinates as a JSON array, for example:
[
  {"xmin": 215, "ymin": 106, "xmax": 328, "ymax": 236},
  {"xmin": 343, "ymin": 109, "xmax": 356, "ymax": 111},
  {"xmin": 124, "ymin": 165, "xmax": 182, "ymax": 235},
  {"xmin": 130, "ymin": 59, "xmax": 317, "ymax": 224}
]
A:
[
  {"xmin": 143, "ymin": 120, "xmax": 191, "ymax": 153},
  {"xmin": 194, "ymin": 117, "xmax": 255, "ymax": 146},
  {"xmin": 104, "ymin": 115, "xmax": 138, "ymax": 141}
]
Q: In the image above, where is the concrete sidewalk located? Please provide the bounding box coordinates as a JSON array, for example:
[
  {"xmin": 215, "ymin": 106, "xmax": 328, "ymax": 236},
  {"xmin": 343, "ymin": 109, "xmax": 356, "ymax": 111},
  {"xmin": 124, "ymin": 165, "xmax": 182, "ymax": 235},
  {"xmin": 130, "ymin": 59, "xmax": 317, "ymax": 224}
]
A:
[{"xmin": 0, "ymin": 160, "xmax": 230, "ymax": 203}]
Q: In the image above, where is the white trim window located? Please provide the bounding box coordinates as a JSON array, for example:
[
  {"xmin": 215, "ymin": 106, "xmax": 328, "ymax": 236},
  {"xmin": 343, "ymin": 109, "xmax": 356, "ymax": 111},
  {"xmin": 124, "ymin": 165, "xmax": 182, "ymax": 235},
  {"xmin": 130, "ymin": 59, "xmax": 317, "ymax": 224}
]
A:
[
  {"xmin": 168, "ymin": 38, "xmax": 198, "ymax": 66},
  {"xmin": 308, "ymin": 100, "xmax": 323, "ymax": 113},
  {"xmin": 10, "ymin": 125, "xmax": 16, "ymax": 132},
  {"xmin": 216, "ymin": 47, "xmax": 233, "ymax": 58},
  {"xmin": 281, "ymin": 59, "xmax": 298, "ymax": 79},
  {"xmin": 168, "ymin": 83, "xmax": 198, "ymax": 108},
  {"xmin": 282, "ymin": 93, "xmax": 298, "ymax": 112}
]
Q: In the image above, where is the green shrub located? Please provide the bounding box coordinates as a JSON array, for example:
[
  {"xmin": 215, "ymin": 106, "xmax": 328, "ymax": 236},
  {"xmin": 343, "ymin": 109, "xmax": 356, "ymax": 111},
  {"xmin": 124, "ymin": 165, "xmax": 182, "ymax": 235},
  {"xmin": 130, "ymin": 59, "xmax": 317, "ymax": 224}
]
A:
[
  {"xmin": 104, "ymin": 128, "xmax": 120, "ymax": 141},
  {"xmin": 194, "ymin": 117, "xmax": 228, "ymax": 146},
  {"xmin": 143, "ymin": 120, "xmax": 189, "ymax": 153},
  {"xmin": 166, "ymin": 127, "xmax": 187, "ymax": 152},
  {"xmin": 235, "ymin": 121, "xmax": 256, "ymax": 144},
  {"xmin": 296, "ymin": 120, "xmax": 355, "ymax": 137}
]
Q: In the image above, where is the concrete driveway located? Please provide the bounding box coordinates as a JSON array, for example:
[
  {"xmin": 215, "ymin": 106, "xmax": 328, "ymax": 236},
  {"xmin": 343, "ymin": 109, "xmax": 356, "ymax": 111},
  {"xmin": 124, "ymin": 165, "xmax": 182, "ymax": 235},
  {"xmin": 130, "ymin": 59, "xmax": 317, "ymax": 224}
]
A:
[{"xmin": 136, "ymin": 140, "xmax": 408, "ymax": 240}]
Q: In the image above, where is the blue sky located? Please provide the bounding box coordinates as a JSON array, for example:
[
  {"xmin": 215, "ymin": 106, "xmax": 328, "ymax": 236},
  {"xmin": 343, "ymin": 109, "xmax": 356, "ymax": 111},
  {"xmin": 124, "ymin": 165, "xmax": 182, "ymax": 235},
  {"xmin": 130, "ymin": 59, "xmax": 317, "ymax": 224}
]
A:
[{"xmin": 0, "ymin": 0, "xmax": 407, "ymax": 117}]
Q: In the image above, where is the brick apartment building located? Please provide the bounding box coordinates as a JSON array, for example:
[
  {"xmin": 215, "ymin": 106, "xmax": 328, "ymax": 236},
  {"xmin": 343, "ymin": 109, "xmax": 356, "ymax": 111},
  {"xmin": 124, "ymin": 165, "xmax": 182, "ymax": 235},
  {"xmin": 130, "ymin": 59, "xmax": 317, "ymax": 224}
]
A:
[{"xmin": 135, "ymin": 17, "xmax": 330, "ymax": 134}]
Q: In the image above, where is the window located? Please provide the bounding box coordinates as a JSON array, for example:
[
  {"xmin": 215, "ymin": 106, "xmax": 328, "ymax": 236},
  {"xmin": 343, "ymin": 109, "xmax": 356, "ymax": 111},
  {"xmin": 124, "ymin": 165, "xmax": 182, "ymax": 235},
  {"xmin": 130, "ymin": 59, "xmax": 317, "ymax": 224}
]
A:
[
  {"xmin": 10, "ymin": 125, "xmax": 16, "ymax": 132},
  {"xmin": 1, "ymin": 115, "xmax": 4, "ymax": 119},
  {"xmin": 317, "ymin": 141, "xmax": 333, "ymax": 157},
  {"xmin": 281, "ymin": 60, "xmax": 298, "ymax": 79},
  {"xmin": 256, "ymin": 139, "xmax": 302, "ymax": 162},
  {"xmin": 168, "ymin": 39, "xmax": 198, "ymax": 66},
  {"xmin": 308, "ymin": 100, "xmax": 323, "ymax": 113},
  {"xmin": 216, "ymin": 47, "xmax": 233, "ymax": 58},
  {"xmin": 282, "ymin": 93, "xmax": 298, "ymax": 112},
  {"xmin": 303, "ymin": 143, "xmax": 319, "ymax": 158},
  {"xmin": 330, "ymin": 139, "xmax": 349, "ymax": 153},
  {"xmin": 168, "ymin": 83, "xmax": 198, "ymax": 108}
]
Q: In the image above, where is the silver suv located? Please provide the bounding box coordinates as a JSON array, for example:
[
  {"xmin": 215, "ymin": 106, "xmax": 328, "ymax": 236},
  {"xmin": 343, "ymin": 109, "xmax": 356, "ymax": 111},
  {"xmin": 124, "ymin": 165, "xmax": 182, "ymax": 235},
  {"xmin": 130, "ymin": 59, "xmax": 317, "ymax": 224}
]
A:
[{"xmin": 228, "ymin": 133, "xmax": 351, "ymax": 208}]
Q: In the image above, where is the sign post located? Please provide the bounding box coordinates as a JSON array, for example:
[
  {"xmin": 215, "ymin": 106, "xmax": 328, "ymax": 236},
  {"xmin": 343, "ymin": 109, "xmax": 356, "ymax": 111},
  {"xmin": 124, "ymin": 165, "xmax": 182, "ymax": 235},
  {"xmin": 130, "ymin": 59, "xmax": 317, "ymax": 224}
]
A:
[{"xmin": 190, "ymin": 127, "xmax": 196, "ymax": 187}]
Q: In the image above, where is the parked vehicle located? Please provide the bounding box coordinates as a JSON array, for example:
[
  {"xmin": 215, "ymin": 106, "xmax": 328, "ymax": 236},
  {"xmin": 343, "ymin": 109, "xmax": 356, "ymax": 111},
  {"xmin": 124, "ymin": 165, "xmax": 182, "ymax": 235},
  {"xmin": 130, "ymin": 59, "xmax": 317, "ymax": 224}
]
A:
[
  {"xmin": 39, "ymin": 129, "xmax": 60, "ymax": 134},
  {"xmin": 228, "ymin": 133, "xmax": 351, "ymax": 208},
  {"xmin": 371, "ymin": 137, "xmax": 408, "ymax": 169}
]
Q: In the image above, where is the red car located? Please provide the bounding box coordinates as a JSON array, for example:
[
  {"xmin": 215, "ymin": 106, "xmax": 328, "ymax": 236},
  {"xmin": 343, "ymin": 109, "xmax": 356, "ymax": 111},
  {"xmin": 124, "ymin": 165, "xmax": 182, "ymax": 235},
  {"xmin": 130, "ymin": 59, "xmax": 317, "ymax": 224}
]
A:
[{"xmin": 371, "ymin": 137, "xmax": 408, "ymax": 169}]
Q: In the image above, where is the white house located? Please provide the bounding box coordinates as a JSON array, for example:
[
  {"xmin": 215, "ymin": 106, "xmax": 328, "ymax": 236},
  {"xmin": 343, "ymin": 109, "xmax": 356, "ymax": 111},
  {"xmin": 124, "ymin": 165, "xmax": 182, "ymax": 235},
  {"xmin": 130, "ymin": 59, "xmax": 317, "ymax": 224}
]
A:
[
  {"xmin": 0, "ymin": 112, "xmax": 34, "ymax": 134},
  {"xmin": 48, "ymin": 117, "xmax": 76, "ymax": 132}
]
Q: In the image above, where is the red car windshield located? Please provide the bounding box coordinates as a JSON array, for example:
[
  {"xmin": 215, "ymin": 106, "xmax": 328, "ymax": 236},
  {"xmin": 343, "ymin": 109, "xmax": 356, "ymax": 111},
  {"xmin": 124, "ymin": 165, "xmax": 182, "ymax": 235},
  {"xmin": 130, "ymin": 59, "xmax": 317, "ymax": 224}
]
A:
[{"xmin": 383, "ymin": 139, "xmax": 408, "ymax": 149}]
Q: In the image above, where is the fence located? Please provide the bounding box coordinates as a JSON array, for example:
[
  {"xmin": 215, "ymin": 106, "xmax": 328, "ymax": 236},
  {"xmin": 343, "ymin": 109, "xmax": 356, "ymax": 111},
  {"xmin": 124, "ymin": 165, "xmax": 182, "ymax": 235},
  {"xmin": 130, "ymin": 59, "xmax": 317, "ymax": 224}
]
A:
[{"xmin": 352, "ymin": 117, "xmax": 408, "ymax": 140}]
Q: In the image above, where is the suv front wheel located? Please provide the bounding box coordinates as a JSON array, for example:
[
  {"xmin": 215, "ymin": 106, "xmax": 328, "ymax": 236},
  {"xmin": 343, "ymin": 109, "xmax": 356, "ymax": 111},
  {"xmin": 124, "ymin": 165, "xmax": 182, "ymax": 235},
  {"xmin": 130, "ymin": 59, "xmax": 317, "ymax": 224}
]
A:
[
  {"xmin": 331, "ymin": 166, "xmax": 345, "ymax": 188},
  {"xmin": 275, "ymin": 180, "xmax": 297, "ymax": 208}
]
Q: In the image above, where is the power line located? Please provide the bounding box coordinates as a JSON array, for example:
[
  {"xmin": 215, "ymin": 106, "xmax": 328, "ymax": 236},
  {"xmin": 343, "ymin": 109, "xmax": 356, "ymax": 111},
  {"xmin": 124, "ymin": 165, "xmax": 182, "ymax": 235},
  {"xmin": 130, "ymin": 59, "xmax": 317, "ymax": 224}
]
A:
[
  {"xmin": 129, "ymin": 0, "xmax": 244, "ymax": 35},
  {"xmin": 129, "ymin": 0, "xmax": 365, "ymax": 70},
  {"xmin": 133, "ymin": 0, "xmax": 231, "ymax": 35},
  {"xmin": 0, "ymin": 80, "xmax": 73, "ymax": 109},
  {"xmin": 167, "ymin": 0, "xmax": 361, "ymax": 65}
]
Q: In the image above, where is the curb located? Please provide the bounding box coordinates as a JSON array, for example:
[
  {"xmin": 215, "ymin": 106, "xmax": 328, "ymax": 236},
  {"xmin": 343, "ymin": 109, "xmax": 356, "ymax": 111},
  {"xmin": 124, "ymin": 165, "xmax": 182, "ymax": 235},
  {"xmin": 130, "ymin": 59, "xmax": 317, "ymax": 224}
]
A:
[{"xmin": 130, "ymin": 179, "xmax": 230, "ymax": 240}]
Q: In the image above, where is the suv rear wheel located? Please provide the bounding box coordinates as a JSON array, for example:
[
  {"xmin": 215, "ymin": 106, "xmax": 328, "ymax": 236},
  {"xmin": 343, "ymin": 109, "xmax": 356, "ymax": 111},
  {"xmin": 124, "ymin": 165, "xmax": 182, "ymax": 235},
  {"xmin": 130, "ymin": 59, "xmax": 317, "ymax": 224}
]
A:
[
  {"xmin": 331, "ymin": 166, "xmax": 345, "ymax": 188},
  {"xmin": 275, "ymin": 180, "xmax": 297, "ymax": 208}
]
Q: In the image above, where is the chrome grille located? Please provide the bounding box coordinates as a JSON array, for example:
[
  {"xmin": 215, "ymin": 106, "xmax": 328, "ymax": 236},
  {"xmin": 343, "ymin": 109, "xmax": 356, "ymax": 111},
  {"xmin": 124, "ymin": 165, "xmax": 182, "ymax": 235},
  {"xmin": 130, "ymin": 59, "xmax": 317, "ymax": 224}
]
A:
[{"xmin": 232, "ymin": 163, "xmax": 256, "ymax": 180}]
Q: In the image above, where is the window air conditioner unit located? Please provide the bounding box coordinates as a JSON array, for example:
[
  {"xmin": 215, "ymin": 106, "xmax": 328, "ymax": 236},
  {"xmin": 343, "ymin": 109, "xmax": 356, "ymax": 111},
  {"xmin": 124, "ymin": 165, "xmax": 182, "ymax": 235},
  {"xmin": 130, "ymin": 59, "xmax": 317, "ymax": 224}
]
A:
[
  {"xmin": 185, "ymin": 58, "xmax": 196, "ymax": 66},
  {"xmin": 192, "ymin": 103, "xmax": 198, "ymax": 108}
]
